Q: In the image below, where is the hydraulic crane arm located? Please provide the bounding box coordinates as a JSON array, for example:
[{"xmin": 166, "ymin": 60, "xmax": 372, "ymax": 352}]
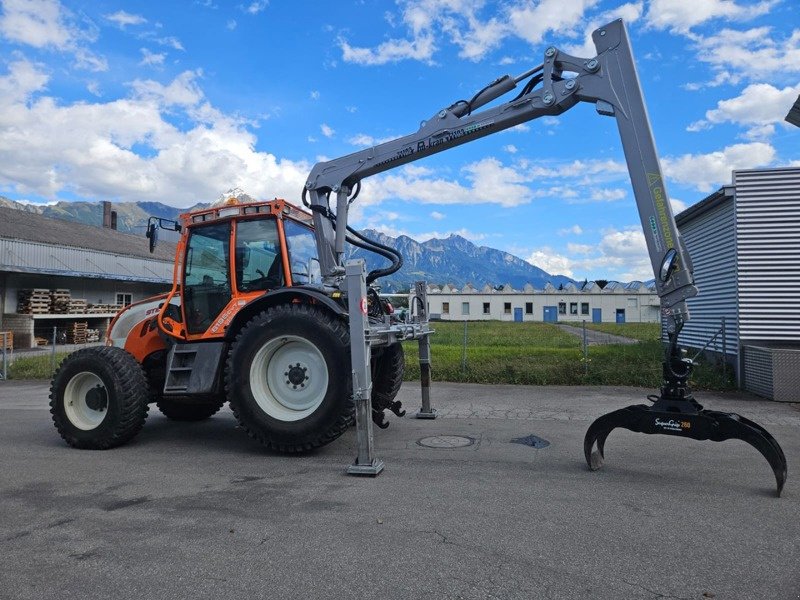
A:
[
  {"xmin": 306, "ymin": 18, "xmax": 787, "ymax": 494},
  {"xmin": 304, "ymin": 19, "xmax": 697, "ymax": 330}
]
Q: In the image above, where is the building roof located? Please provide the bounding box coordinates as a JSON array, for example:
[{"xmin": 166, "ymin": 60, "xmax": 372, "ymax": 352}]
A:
[
  {"xmin": 0, "ymin": 206, "xmax": 176, "ymax": 261},
  {"xmin": 675, "ymin": 186, "xmax": 734, "ymax": 227}
]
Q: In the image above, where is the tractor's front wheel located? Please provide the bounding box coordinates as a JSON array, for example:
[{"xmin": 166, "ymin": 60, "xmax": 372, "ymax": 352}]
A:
[
  {"xmin": 50, "ymin": 346, "xmax": 149, "ymax": 449},
  {"xmin": 225, "ymin": 304, "xmax": 353, "ymax": 452}
]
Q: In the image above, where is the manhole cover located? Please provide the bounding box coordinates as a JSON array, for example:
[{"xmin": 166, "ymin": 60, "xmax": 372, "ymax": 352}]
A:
[
  {"xmin": 417, "ymin": 435, "xmax": 475, "ymax": 448},
  {"xmin": 510, "ymin": 434, "xmax": 550, "ymax": 449}
]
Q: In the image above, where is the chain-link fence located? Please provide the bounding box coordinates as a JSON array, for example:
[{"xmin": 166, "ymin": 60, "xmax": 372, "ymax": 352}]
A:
[
  {"xmin": 2, "ymin": 324, "xmax": 104, "ymax": 380},
  {"xmin": 402, "ymin": 319, "xmax": 734, "ymax": 389}
]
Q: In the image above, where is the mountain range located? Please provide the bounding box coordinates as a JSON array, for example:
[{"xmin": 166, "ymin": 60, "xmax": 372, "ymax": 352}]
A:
[{"xmin": 0, "ymin": 194, "xmax": 573, "ymax": 291}]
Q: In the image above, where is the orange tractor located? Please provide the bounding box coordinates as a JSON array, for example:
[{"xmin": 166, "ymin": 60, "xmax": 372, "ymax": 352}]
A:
[{"xmin": 50, "ymin": 197, "xmax": 410, "ymax": 454}]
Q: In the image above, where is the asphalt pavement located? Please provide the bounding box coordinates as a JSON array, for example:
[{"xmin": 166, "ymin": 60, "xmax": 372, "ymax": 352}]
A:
[{"xmin": 1, "ymin": 380, "xmax": 799, "ymax": 600}]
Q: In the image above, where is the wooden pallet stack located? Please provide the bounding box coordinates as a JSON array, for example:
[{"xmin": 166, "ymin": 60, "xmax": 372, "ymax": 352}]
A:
[
  {"xmin": 49, "ymin": 289, "xmax": 72, "ymax": 313},
  {"xmin": 86, "ymin": 328, "xmax": 101, "ymax": 343},
  {"xmin": 68, "ymin": 299, "xmax": 88, "ymax": 314},
  {"xmin": 87, "ymin": 303, "xmax": 121, "ymax": 314},
  {"xmin": 66, "ymin": 321, "xmax": 88, "ymax": 344},
  {"xmin": 17, "ymin": 289, "xmax": 52, "ymax": 314}
]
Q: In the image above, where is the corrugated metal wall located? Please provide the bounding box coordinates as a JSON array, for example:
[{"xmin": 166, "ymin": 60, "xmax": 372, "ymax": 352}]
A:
[
  {"xmin": 676, "ymin": 195, "xmax": 738, "ymax": 357},
  {"xmin": 0, "ymin": 239, "xmax": 172, "ymax": 283},
  {"xmin": 734, "ymin": 167, "xmax": 800, "ymax": 343}
]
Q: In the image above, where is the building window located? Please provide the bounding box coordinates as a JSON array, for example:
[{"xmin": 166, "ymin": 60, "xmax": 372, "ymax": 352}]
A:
[
  {"xmin": 442, "ymin": 302, "xmax": 449, "ymax": 315},
  {"xmin": 627, "ymin": 297, "xmax": 638, "ymax": 308},
  {"xmin": 462, "ymin": 302, "xmax": 470, "ymax": 315},
  {"xmin": 504, "ymin": 302, "xmax": 511, "ymax": 314},
  {"xmin": 525, "ymin": 302, "xmax": 533, "ymax": 315},
  {"xmin": 581, "ymin": 302, "xmax": 589, "ymax": 315},
  {"xmin": 116, "ymin": 293, "xmax": 132, "ymax": 307},
  {"xmin": 483, "ymin": 302, "xmax": 490, "ymax": 314},
  {"xmin": 570, "ymin": 302, "xmax": 578, "ymax": 315},
  {"xmin": 558, "ymin": 302, "xmax": 566, "ymax": 315}
]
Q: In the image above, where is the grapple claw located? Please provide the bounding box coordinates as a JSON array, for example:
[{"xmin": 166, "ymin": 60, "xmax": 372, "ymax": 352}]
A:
[
  {"xmin": 583, "ymin": 403, "xmax": 788, "ymax": 496},
  {"xmin": 583, "ymin": 407, "xmax": 641, "ymax": 470}
]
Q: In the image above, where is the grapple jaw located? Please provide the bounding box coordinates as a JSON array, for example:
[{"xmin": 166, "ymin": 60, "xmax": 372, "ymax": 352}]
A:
[
  {"xmin": 584, "ymin": 333, "xmax": 787, "ymax": 496},
  {"xmin": 584, "ymin": 403, "xmax": 787, "ymax": 496}
]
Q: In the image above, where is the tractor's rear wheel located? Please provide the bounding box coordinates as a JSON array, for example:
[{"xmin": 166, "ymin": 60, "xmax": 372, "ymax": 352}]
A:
[
  {"xmin": 225, "ymin": 304, "xmax": 353, "ymax": 452},
  {"xmin": 156, "ymin": 397, "xmax": 225, "ymax": 421},
  {"xmin": 50, "ymin": 346, "xmax": 149, "ymax": 449}
]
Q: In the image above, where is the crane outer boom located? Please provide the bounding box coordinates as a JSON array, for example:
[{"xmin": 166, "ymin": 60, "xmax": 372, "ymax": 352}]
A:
[{"xmin": 305, "ymin": 19, "xmax": 697, "ymax": 329}]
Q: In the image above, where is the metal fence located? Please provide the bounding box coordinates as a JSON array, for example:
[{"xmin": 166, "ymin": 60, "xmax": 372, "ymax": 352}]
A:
[
  {"xmin": 2, "ymin": 325, "xmax": 104, "ymax": 380},
  {"xmin": 410, "ymin": 318, "xmax": 736, "ymax": 389}
]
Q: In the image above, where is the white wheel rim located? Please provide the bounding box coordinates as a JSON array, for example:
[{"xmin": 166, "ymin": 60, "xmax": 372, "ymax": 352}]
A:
[
  {"xmin": 249, "ymin": 335, "xmax": 329, "ymax": 422},
  {"xmin": 63, "ymin": 371, "xmax": 108, "ymax": 431}
]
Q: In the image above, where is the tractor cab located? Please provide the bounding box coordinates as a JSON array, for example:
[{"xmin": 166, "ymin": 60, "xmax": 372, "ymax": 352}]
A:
[{"xmin": 152, "ymin": 198, "xmax": 322, "ymax": 342}]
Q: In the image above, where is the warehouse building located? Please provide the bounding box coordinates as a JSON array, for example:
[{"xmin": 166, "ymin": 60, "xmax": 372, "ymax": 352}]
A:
[
  {"xmin": 415, "ymin": 280, "xmax": 660, "ymax": 323},
  {"xmin": 671, "ymin": 166, "xmax": 800, "ymax": 401},
  {"xmin": 0, "ymin": 205, "xmax": 174, "ymax": 348}
]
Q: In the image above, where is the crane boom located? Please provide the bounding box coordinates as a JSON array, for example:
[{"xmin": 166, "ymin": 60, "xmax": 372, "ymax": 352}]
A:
[{"xmin": 304, "ymin": 19, "xmax": 696, "ymax": 330}]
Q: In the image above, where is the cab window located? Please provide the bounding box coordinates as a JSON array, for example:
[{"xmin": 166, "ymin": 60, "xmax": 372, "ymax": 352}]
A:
[
  {"xmin": 235, "ymin": 219, "xmax": 284, "ymax": 292},
  {"xmin": 283, "ymin": 219, "xmax": 321, "ymax": 285}
]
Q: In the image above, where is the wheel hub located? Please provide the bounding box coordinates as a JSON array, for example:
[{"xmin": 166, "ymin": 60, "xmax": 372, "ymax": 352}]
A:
[
  {"xmin": 85, "ymin": 385, "xmax": 108, "ymax": 411},
  {"xmin": 284, "ymin": 363, "xmax": 309, "ymax": 389},
  {"xmin": 249, "ymin": 335, "xmax": 329, "ymax": 421}
]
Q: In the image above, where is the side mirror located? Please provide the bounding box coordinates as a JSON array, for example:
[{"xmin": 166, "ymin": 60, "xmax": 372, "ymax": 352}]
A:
[
  {"xmin": 659, "ymin": 248, "xmax": 679, "ymax": 282},
  {"xmin": 146, "ymin": 221, "xmax": 159, "ymax": 253}
]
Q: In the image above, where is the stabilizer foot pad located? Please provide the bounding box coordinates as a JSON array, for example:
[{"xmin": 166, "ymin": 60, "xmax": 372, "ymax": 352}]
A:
[
  {"xmin": 347, "ymin": 459, "xmax": 385, "ymax": 476},
  {"xmin": 415, "ymin": 409, "xmax": 438, "ymax": 420}
]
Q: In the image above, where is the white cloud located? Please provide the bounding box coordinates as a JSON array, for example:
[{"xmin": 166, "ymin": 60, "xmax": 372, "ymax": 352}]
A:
[
  {"xmin": 368, "ymin": 158, "xmax": 532, "ymax": 208},
  {"xmin": 0, "ymin": 59, "xmax": 310, "ymax": 206},
  {"xmin": 645, "ymin": 0, "xmax": 775, "ymax": 33},
  {"xmin": 0, "ymin": 0, "xmax": 107, "ymax": 71},
  {"xmin": 662, "ymin": 142, "xmax": 776, "ymax": 192},
  {"xmin": 309, "ymin": 90, "xmax": 320, "ymax": 100},
  {"xmin": 139, "ymin": 48, "xmax": 165, "ymax": 67},
  {"xmin": 0, "ymin": 57, "xmax": 49, "ymax": 103},
  {"xmin": 227, "ymin": 19, "xmax": 237, "ymax": 30},
  {"xmin": 691, "ymin": 27, "xmax": 800, "ymax": 82},
  {"xmin": 348, "ymin": 132, "xmax": 400, "ymax": 147},
  {"xmin": 687, "ymin": 83, "xmax": 800, "ymax": 139},
  {"xmin": 105, "ymin": 11, "xmax": 147, "ymax": 29},
  {"xmin": 527, "ymin": 226, "xmax": 653, "ymax": 281},
  {"xmin": 670, "ymin": 198, "xmax": 688, "ymax": 213},
  {"xmin": 503, "ymin": 144, "xmax": 517, "ymax": 153},
  {"xmin": 527, "ymin": 247, "xmax": 575, "ymax": 277},
  {"xmin": 430, "ymin": 210, "xmax": 445, "ymax": 220},
  {"xmin": 508, "ymin": 0, "xmax": 597, "ymax": 45},
  {"xmin": 558, "ymin": 224, "xmax": 583, "ymax": 235},
  {"xmin": 340, "ymin": 0, "xmax": 596, "ymax": 65},
  {"xmin": 340, "ymin": 34, "xmax": 436, "ymax": 66},
  {"xmin": 320, "ymin": 123, "xmax": 335, "ymax": 138},
  {"xmin": 243, "ymin": 1, "xmax": 268, "ymax": 15}
]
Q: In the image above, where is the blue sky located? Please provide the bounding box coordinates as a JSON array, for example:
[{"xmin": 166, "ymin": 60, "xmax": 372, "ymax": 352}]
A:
[{"xmin": 0, "ymin": 0, "xmax": 798, "ymax": 281}]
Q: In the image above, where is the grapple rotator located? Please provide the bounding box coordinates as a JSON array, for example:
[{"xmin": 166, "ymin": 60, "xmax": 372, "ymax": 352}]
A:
[{"xmin": 584, "ymin": 326, "xmax": 788, "ymax": 496}]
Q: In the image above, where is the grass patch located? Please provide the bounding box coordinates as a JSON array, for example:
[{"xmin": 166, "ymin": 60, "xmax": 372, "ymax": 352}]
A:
[
  {"xmin": 403, "ymin": 321, "xmax": 733, "ymax": 390},
  {"xmin": 7, "ymin": 352, "xmax": 69, "ymax": 380},
  {"xmin": 583, "ymin": 322, "xmax": 661, "ymax": 342}
]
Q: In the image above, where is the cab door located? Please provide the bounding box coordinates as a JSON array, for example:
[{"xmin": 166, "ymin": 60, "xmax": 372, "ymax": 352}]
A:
[{"xmin": 182, "ymin": 222, "xmax": 232, "ymax": 335}]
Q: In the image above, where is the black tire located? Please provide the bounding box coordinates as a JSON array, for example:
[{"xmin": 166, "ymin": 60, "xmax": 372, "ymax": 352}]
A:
[
  {"xmin": 225, "ymin": 304, "xmax": 353, "ymax": 453},
  {"xmin": 49, "ymin": 346, "xmax": 149, "ymax": 449},
  {"xmin": 372, "ymin": 343, "xmax": 405, "ymax": 411},
  {"xmin": 156, "ymin": 397, "xmax": 225, "ymax": 421}
]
